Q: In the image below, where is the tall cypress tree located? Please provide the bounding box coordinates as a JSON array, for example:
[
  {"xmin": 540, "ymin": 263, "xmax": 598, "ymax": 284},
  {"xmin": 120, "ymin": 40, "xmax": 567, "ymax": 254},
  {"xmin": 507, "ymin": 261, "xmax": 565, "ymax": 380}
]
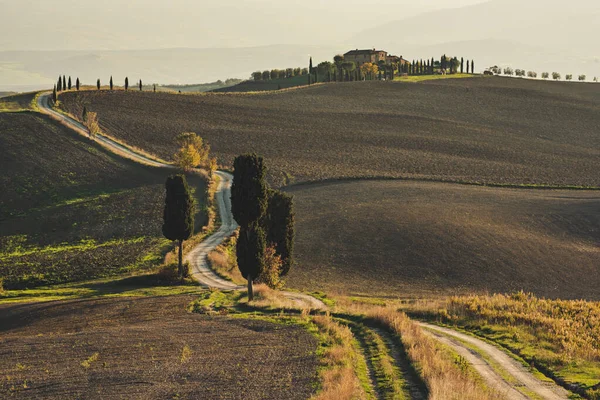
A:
[
  {"xmin": 471, "ymin": 60, "xmax": 475, "ymax": 74},
  {"xmin": 110, "ymin": 76, "xmax": 113, "ymax": 90},
  {"xmin": 466, "ymin": 60, "xmax": 470, "ymax": 74},
  {"xmin": 139, "ymin": 79, "xmax": 143, "ymax": 91},
  {"xmin": 308, "ymin": 57, "xmax": 313, "ymax": 85},
  {"xmin": 232, "ymin": 154, "xmax": 269, "ymax": 300},
  {"xmin": 97, "ymin": 79, "xmax": 101, "ymax": 90},
  {"xmin": 162, "ymin": 175, "xmax": 195, "ymax": 279},
  {"xmin": 57, "ymin": 76, "xmax": 62, "ymax": 92},
  {"xmin": 68, "ymin": 76, "xmax": 72, "ymax": 90},
  {"xmin": 62, "ymin": 76, "xmax": 66, "ymax": 91},
  {"xmin": 76, "ymin": 78, "xmax": 80, "ymax": 90},
  {"xmin": 264, "ymin": 190, "xmax": 295, "ymax": 276},
  {"xmin": 125, "ymin": 77, "xmax": 129, "ymax": 91},
  {"xmin": 461, "ymin": 57, "xmax": 464, "ymax": 74},
  {"xmin": 52, "ymin": 84, "xmax": 57, "ymax": 103}
]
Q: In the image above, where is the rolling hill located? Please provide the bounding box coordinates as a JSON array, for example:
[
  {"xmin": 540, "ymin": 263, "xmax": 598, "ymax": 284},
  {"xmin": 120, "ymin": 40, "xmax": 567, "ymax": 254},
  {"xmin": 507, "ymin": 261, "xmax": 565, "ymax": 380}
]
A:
[
  {"xmin": 60, "ymin": 77, "xmax": 600, "ymax": 188},
  {"xmin": 57, "ymin": 77, "xmax": 600, "ymax": 298},
  {"xmin": 0, "ymin": 112, "xmax": 207, "ymax": 289},
  {"xmin": 285, "ymin": 179, "xmax": 600, "ymax": 299}
]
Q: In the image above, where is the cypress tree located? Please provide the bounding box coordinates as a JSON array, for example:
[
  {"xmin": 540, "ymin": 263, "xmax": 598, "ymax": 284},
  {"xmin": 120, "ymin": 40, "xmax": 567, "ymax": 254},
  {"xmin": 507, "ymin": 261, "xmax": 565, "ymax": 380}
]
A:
[
  {"xmin": 76, "ymin": 78, "xmax": 80, "ymax": 91},
  {"xmin": 232, "ymin": 154, "xmax": 269, "ymax": 300},
  {"xmin": 471, "ymin": 60, "xmax": 475, "ymax": 74},
  {"xmin": 461, "ymin": 57, "xmax": 464, "ymax": 74},
  {"xmin": 62, "ymin": 76, "xmax": 66, "ymax": 91},
  {"xmin": 139, "ymin": 79, "xmax": 143, "ymax": 91},
  {"xmin": 110, "ymin": 76, "xmax": 113, "ymax": 90},
  {"xmin": 52, "ymin": 85, "xmax": 57, "ymax": 103},
  {"xmin": 82, "ymin": 106, "xmax": 87, "ymax": 121},
  {"xmin": 308, "ymin": 57, "xmax": 313, "ymax": 85},
  {"xmin": 162, "ymin": 175, "xmax": 195, "ymax": 279},
  {"xmin": 68, "ymin": 76, "xmax": 72, "ymax": 90},
  {"xmin": 97, "ymin": 79, "xmax": 100, "ymax": 90},
  {"xmin": 467, "ymin": 60, "xmax": 470, "ymax": 74},
  {"xmin": 57, "ymin": 76, "xmax": 62, "ymax": 92},
  {"xmin": 264, "ymin": 190, "xmax": 295, "ymax": 276},
  {"xmin": 237, "ymin": 224, "xmax": 266, "ymax": 300},
  {"xmin": 125, "ymin": 77, "xmax": 129, "ymax": 91}
]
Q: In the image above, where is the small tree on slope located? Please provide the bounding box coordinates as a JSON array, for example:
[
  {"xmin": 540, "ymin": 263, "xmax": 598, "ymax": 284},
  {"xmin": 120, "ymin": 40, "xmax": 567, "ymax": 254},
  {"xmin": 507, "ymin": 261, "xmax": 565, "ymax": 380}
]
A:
[
  {"xmin": 263, "ymin": 189, "xmax": 295, "ymax": 276},
  {"xmin": 162, "ymin": 175, "xmax": 195, "ymax": 279}
]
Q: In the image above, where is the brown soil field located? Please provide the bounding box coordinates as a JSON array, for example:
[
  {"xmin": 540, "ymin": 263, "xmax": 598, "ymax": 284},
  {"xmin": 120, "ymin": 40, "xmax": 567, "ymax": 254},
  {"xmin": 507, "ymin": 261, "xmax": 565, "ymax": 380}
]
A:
[
  {"xmin": 60, "ymin": 77, "xmax": 600, "ymax": 187},
  {"xmin": 0, "ymin": 295, "xmax": 318, "ymax": 399},
  {"xmin": 285, "ymin": 180, "xmax": 600, "ymax": 300},
  {"xmin": 0, "ymin": 112, "xmax": 207, "ymax": 289}
]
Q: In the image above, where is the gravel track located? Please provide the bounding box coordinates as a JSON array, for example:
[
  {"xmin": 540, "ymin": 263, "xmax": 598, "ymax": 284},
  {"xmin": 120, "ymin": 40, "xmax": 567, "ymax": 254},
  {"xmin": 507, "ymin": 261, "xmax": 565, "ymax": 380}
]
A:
[{"xmin": 420, "ymin": 322, "xmax": 570, "ymax": 400}]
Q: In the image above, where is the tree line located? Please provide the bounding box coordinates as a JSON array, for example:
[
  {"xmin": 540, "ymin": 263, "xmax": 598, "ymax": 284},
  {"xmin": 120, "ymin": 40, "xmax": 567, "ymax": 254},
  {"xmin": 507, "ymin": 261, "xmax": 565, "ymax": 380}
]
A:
[
  {"xmin": 304, "ymin": 54, "xmax": 475, "ymax": 84},
  {"xmin": 487, "ymin": 66, "xmax": 595, "ymax": 82},
  {"xmin": 251, "ymin": 67, "xmax": 309, "ymax": 81},
  {"xmin": 53, "ymin": 74, "xmax": 151, "ymax": 101}
]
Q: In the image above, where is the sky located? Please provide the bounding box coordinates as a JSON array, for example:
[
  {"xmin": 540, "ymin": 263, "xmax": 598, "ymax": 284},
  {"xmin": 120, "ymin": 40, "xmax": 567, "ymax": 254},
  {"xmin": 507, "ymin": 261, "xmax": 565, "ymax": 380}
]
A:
[
  {"xmin": 0, "ymin": 0, "xmax": 486, "ymax": 51},
  {"xmin": 0, "ymin": 0, "xmax": 597, "ymax": 90}
]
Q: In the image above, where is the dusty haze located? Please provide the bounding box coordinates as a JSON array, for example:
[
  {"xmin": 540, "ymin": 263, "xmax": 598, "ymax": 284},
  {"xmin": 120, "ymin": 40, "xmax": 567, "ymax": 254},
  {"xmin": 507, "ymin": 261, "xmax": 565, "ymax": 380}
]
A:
[{"xmin": 0, "ymin": 0, "xmax": 598, "ymax": 91}]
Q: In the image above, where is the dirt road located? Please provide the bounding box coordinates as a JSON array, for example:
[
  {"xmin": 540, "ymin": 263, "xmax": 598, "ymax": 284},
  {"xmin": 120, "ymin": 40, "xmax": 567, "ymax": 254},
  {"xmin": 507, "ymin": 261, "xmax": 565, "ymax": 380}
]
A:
[{"xmin": 420, "ymin": 322, "xmax": 570, "ymax": 400}]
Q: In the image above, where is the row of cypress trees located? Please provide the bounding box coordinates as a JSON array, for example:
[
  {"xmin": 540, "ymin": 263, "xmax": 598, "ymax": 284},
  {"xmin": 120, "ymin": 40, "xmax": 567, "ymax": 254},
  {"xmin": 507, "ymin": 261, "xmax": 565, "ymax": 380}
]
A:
[
  {"xmin": 162, "ymin": 154, "xmax": 295, "ymax": 300},
  {"xmin": 307, "ymin": 55, "xmax": 476, "ymax": 85},
  {"xmin": 231, "ymin": 154, "xmax": 295, "ymax": 300}
]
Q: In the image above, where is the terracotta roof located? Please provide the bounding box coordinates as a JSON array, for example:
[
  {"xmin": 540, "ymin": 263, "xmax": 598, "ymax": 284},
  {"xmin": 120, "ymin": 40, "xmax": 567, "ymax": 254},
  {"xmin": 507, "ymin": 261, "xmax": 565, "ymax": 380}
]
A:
[{"xmin": 344, "ymin": 49, "xmax": 386, "ymax": 56}]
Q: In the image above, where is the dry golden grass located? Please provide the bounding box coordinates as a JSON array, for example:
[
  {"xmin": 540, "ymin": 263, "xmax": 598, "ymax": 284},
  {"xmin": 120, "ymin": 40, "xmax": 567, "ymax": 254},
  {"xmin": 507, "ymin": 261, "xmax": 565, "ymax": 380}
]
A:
[
  {"xmin": 311, "ymin": 314, "xmax": 365, "ymax": 400},
  {"xmin": 429, "ymin": 293, "xmax": 600, "ymax": 362},
  {"xmin": 367, "ymin": 307, "xmax": 504, "ymax": 400},
  {"xmin": 206, "ymin": 232, "xmax": 245, "ymax": 285},
  {"xmin": 250, "ymin": 284, "xmax": 300, "ymax": 310},
  {"xmin": 404, "ymin": 292, "xmax": 600, "ymax": 397}
]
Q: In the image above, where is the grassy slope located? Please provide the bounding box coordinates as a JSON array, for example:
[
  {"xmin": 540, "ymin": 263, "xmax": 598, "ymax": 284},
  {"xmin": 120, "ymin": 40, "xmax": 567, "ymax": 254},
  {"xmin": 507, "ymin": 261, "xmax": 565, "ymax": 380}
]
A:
[
  {"xmin": 285, "ymin": 180, "xmax": 600, "ymax": 300},
  {"xmin": 0, "ymin": 92, "xmax": 37, "ymax": 111},
  {"xmin": 0, "ymin": 112, "xmax": 207, "ymax": 289},
  {"xmin": 0, "ymin": 295, "xmax": 318, "ymax": 399},
  {"xmin": 60, "ymin": 77, "xmax": 600, "ymax": 188}
]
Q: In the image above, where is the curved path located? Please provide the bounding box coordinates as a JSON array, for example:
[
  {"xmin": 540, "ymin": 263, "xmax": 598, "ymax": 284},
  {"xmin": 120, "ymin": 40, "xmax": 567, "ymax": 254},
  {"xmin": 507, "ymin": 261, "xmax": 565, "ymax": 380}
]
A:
[
  {"xmin": 420, "ymin": 322, "xmax": 570, "ymax": 400},
  {"xmin": 37, "ymin": 92, "xmax": 324, "ymax": 310}
]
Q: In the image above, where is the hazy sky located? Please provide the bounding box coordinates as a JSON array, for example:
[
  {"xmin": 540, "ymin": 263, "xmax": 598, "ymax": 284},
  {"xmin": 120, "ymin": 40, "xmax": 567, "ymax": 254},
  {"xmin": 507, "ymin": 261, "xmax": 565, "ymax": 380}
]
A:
[{"xmin": 0, "ymin": 0, "xmax": 486, "ymax": 50}]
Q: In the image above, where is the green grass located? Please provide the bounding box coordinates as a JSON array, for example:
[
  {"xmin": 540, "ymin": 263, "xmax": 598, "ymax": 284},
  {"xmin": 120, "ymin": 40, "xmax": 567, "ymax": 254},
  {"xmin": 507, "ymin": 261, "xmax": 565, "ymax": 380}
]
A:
[
  {"xmin": 393, "ymin": 73, "xmax": 477, "ymax": 82},
  {"xmin": 0, "ymin": 274, "xmax": 206, "ymax": 304},
  {"xmin": 0, "ymin": 112, "xmax": 208, "ymax": 289}
]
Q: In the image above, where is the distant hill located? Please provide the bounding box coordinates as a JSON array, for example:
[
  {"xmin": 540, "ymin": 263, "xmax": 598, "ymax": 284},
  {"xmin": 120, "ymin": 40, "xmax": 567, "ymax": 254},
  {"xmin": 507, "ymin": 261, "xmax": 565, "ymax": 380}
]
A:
[
  {"xmin": 0, "ymin": 45, "xmax": 341, "ymax": 92},
  {"xmin": 351, "ymin": 0, "xmax": 600, "ymax": 77}
]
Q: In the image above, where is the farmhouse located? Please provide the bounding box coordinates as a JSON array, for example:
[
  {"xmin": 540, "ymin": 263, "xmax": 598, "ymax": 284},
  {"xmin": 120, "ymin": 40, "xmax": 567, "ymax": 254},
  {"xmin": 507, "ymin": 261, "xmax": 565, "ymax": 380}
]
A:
[{"xmin": 344, "ymin": 49, "xmax": 409, "ymax": 66}]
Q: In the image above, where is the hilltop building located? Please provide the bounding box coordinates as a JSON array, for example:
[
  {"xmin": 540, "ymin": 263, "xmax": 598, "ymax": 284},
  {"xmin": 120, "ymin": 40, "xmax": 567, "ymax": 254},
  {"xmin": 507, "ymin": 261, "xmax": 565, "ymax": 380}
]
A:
[{"xmin": 344, "ymin": 49, "xmax": 409, "ymax": 66}]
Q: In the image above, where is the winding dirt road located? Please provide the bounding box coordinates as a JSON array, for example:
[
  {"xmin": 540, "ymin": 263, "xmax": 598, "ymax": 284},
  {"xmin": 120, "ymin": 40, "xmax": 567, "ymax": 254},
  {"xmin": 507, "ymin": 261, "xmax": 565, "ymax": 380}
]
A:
[
  {"xmin": 420, "ymin": 322, "xmax": 570, "ymax": 400},
  {"xmin": 37, "ymin": 92, "xmax": 324, "ymax": 310}
]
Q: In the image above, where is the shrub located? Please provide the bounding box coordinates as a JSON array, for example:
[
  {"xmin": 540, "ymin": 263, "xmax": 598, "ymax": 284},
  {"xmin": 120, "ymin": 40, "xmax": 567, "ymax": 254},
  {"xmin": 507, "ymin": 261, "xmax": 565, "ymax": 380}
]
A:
[
  {"xmin": 542, "ymin": 72, "xmax": 549, "ymax": 79},
  {"xmin": 566, "ymin": 74, "xmax": 573, "ymax": 81},
  {"xmin": 256, "ymin": 245, "xmax": 284, "ymax": 289},
  {"xmin": 552, "ymin": 72, "xmax": 561, "ymax": 80},
  {"xmin": 157, "ymin": 262, "xmax": 181, "ymax": 283},
  {"xmin": 578, "ymin": 75, "xmax": 586, "ymax": 81}
]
